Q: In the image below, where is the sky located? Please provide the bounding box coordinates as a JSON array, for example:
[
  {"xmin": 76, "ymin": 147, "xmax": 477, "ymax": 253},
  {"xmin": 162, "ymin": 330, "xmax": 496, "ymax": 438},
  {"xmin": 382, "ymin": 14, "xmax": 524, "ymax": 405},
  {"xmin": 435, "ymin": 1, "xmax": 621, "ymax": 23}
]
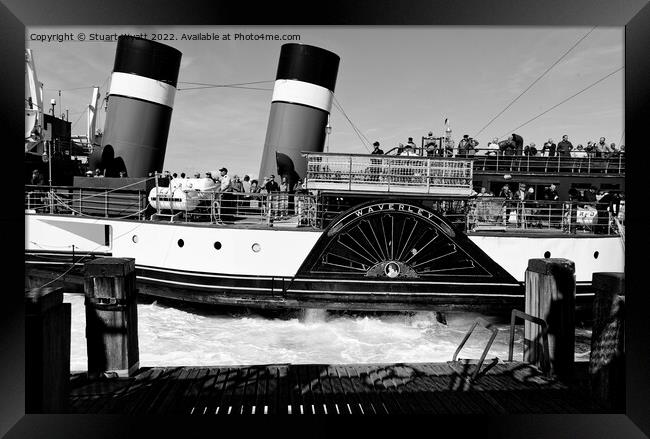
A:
[{"xmin": 27, "ymin": 26, "xmax": 624, "ymax": 178}]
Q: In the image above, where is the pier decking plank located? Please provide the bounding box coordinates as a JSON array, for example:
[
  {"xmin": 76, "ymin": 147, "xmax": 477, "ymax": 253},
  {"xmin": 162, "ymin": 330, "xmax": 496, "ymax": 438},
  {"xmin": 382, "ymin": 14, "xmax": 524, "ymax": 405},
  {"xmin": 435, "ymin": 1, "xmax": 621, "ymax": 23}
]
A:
[{"xmin": 67, "ymin": 361, "xmax": 605, "ymax": 415}]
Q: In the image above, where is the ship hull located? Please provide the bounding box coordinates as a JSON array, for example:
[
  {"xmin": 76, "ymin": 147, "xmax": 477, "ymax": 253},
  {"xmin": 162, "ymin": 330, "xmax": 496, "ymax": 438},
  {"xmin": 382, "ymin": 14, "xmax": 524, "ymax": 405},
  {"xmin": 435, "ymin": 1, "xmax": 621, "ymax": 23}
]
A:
[{"xmin": 25, "ymin": 212, "xmax": 623, "ymax": 313}]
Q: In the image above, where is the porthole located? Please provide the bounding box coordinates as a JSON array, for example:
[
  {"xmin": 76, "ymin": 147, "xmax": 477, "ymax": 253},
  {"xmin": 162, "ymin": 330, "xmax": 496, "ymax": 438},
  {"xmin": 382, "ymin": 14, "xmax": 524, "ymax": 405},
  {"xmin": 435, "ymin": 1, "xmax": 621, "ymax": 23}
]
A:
[
  {"xmin": 214, "ymin": 241, "xmax": 222, "ymax": 250},
  {"xmin": 594, "ymin": 251, "xmax": 599, "ymax": 259},
  {"xmin": 252, "ymin": 243, "xmax": 261, "ymax": 253},
  {"xmin": 132, "ymin": 235, "xmax": 138, "ymax": 243},
  {"xmin": 544, "ymin": 251, "xmax": 551, "ymax": 258},
  {"xmin": 177, "ymin": 239, "xmax": 184, "ymax": 248}
]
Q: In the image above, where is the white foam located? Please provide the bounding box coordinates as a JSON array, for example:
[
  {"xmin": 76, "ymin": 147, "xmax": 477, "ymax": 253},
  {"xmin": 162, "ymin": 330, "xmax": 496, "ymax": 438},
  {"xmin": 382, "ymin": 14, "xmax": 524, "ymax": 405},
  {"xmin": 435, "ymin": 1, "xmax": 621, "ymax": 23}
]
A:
[{"xmin": 64, "ymin": 293, "xmax": 591, "ymax": 370}]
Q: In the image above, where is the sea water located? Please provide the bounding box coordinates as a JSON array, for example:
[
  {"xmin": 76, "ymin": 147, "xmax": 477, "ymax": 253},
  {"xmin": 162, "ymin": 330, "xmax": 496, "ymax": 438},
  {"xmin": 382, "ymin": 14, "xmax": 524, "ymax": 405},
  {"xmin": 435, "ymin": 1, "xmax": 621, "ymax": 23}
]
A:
[{"xmin": 64, "ymin": 294, "xmax": 592, "ymax": 371}]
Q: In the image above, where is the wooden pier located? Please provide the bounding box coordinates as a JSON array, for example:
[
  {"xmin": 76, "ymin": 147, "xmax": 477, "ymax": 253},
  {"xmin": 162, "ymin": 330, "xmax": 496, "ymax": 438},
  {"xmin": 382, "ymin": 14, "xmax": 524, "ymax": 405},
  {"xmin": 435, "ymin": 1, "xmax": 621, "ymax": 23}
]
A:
[
  {"xmin": 25, "ymin": 258, "xmax": 624, "ymax": 416},
  {"xmin": 68, "ymin": 361, "xmax": 605, "ymax": 415}
]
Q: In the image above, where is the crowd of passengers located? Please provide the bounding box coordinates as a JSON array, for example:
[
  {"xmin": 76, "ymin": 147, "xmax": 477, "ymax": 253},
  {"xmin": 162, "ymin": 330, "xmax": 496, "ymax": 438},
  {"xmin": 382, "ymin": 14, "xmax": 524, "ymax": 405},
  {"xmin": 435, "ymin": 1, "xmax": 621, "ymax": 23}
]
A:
[
  {"xmin": 369, "ymin": 133, "xmax": 625, "ymax": 159},
  {"xmin": 469, "ymin": 182, "xmax": 623, "ymax": 234},
  {"xmin": 154, "ymin": 168, "xmax": 307, "ymax": 196}
]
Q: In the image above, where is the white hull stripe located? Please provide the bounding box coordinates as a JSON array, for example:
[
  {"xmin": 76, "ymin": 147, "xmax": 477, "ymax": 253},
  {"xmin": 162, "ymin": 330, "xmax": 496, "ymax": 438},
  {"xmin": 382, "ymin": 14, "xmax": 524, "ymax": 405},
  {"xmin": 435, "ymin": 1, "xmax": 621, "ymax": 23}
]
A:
[
  {"xmin": 137, "ymin": 276, "xmax": 270, "ymax": 291},
  {"xmin": 287, "ymin": 289, "xmax": 524, "ymax": 298},
  {"xmin": 293, "ymin": 278, "xmax": 519, "ymax": 287},
  {"xmin": 138, "ymin": 265, "xmax": 277, "ymax": 281},
  {"xmin": 271, "ymin": 79, "xmax": 333, "ymax": 112},
  {"xmin": 109, "ymin": 72, "xmax": 176, "ymax": 108}
]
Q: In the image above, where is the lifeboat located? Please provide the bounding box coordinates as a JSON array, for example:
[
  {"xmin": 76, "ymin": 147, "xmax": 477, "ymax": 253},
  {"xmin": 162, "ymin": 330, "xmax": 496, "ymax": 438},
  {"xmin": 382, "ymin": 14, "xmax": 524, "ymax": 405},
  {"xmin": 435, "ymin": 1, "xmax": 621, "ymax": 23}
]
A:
[{"xmin": 148, "ymin": 178, "xmax": 218, "ymax": 211}]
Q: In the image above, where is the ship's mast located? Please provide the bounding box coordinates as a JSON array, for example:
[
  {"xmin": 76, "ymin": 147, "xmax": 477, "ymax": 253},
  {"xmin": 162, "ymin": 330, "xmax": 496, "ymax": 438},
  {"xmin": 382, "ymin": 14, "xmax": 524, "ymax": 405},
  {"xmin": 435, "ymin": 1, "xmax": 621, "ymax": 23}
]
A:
[
  {"xmin": 25, "ymin": 49, "xmax": 44, "ymax": 152},
  {"xmin": 87, "ymin": 87, "xmax": 100, "ymax": 146}
]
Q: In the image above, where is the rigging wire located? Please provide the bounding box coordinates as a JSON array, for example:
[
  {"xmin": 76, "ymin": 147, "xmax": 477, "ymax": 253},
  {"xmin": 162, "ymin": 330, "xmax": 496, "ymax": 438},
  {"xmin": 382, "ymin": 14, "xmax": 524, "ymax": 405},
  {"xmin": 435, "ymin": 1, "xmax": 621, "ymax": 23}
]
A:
[
  {"xmin": 32, "ymin": 222, "xmax": 146, "ymax": 289},
  {"xmin": 473, "ymin": 26, "xmax": 597, "ymax": 139},
  {"xmin": 497, "ymin": 66, "xmax": 623, "ymax": 140},
  {"xmin": 177, "ymin": 80, "xmax": 274, "ymax": 91},
  {"xmin": 44, "ymin": 86, "xmax": 95, "ymax": 92},
  {"xmin": 332, "ymin": 96, "xmax": 372, "ymax": 152},
  {"xmin": 178, "ymin": 85, "xmax": 272, "ymax": 91}
]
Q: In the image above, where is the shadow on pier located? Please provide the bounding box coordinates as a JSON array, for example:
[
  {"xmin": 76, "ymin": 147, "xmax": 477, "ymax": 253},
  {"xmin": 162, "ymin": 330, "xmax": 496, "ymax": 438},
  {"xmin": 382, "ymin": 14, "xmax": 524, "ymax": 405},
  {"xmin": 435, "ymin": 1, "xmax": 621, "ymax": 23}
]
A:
[{"xmin": 67, "ymin": 361, "xmax": 605, "ymax": 415}]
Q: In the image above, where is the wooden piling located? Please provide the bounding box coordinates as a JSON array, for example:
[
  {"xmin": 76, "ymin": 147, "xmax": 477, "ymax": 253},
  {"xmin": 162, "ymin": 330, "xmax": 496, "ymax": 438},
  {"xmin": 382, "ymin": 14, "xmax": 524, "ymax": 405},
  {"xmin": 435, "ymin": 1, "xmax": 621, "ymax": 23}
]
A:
[
  {"xmin": 589, "ymin": 272, "xmax": 625, "ymax": 410},
  {"xmin": 524, "ymin": 258, "xmax": 575, "ymax": 381},
  {"xmin": 25, "ymin": 287, "xmax": 71, "ymax": 413},
  {"xmin": 84, "ymin": 258, "xmax": 139, "ymax": 377}
]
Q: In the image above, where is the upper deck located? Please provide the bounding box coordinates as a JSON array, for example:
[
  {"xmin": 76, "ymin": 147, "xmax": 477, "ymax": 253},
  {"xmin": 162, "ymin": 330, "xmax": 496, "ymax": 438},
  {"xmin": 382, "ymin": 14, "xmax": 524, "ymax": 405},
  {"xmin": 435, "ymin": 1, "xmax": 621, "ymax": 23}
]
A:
[{"xmin": 304, "ymin": 152, "xmax": 474, "ymax": 196}]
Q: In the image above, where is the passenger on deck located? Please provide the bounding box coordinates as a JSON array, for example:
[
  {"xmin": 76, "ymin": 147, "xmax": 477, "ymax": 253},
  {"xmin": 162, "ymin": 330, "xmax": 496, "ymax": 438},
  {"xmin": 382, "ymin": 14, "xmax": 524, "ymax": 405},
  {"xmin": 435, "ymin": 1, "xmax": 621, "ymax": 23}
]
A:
[
  {"xmin": 498, "ymin": 138, "xmax": 515, "ymax": 156},
  {"xmin": 242, "ymin": 175, "xmax": 251, "ymax": 193},
  {"xmin": 400, "ymin": 143, "xmax": 417, "ymax": 156},
  {"xmin": 524, "ymin": 143, "xmax": 538, "ymax": 156},
  {"xmin": 511, "ymin": 133, "xmax": 524, "ymax": 156},
  {"xmin": 424, "ymin": 132, "xmax": 438, "ymax": 157},
  {"xmin": 406, "ymin": 137, "xmax": 417, "ymax": 149},
  {"xmin": 545, "ymin": 184, "xmax": 559, "ymax": 201},
  {"xmin": 542, "ymin": 138, "xmax": 556, "ymax": 157},
  {"xmin": 557, "ymin": 135, "xmax": 573, "ymax": 158},
  {"xmin": 279, "ymin": 176, "xmax": 289, "ymax": 216},
  {"xmin": 231, "ymin": 175, "xmax": 244, "ymax": 193},
  {"xmin": 31, "ymin": 169, "xmax": 45, "ymax": 185},
  {"xmin": 370, "ymin": 141, "xmax": 384, "ymax": 181},
  {"xmin": 458, "ymin": 135, "xmax": 477, "ymax": 158},
  {"xmin": 595, "ymin": 137, "xmax": 607, "ymax": 158},
  {"xmin": 514, "ymin": 183, "xmax": 527, "ymax": 201},
  {"xmin": 476, "ymin": 186, "xmax": 492, "ymax": 197},
  {"xmin": 216, "ymin": 168, "xmax": 232, "ymax": 192},
  {"xmin": 499, "ymin": 184, "xmax": 513, "ymax": 199},
  {"xmin": 264, "ymin": 175, "xmax": 279, "ymax": 192},
  {"xmin": 94, "ymin": 169, "xmax": 104, "ymax": 178},
  {"xmin": 486, "ymin": 138, "xmax": 500, "ymax": 156},
  {"xmin": 572, "ymin": 144, "xmax": 587, "ymax": 158}
]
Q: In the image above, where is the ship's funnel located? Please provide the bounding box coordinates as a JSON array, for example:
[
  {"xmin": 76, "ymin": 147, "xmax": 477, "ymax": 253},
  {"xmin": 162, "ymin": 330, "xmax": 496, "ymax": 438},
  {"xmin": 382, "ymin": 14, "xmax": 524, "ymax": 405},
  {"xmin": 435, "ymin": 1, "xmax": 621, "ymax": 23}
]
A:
[
  {"xmin": 258, "ymin": 44, "xmax": 340, "ymax": 187},
  {"xmin": 98, "ymin": 36, "xmax": 181, "ymax": 177}
]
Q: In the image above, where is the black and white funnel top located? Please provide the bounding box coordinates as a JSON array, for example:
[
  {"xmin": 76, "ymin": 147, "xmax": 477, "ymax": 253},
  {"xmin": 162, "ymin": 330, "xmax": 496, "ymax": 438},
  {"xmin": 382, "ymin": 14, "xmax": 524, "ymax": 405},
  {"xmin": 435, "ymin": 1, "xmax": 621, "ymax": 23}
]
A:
[{"xmin": 258, "ymin": 44, "xmax": 340, "ymax": 185}]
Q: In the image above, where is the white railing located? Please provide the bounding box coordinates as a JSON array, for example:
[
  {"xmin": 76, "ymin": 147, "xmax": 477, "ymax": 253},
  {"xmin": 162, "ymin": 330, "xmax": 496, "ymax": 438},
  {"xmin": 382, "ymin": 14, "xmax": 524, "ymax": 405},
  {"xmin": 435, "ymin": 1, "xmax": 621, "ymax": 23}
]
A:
[
  {"xmin": 304, "ymin": 152, "xmax": 473, "ymax": 196},
  {"xmin": 467, "ymin": 198, "xmax": 621, "ymax": 235}
]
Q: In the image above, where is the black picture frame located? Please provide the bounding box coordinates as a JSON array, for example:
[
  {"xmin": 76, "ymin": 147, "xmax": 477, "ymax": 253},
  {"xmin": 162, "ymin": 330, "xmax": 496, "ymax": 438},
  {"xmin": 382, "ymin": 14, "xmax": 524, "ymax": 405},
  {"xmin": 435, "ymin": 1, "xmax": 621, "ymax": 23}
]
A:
[{"xmin": 4, "ymin": 0, "xmax": 649, "ymax": 437}]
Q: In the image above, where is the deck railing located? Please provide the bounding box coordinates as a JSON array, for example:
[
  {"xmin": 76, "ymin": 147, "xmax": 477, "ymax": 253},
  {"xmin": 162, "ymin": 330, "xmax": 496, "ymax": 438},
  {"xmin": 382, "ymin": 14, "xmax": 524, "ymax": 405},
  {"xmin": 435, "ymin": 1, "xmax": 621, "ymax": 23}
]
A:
[
  {"xmin": 304, "ymin": 152, "xmax": 474, "ymax": 196},
  {"xmin": 469, "ymin": 150, "xmax": 625, "ymax": 175},
  {"xmin": 25, "ymin": 185, "xmax": 321, "ymax": 228},
  {"xmin": 149, "ymin": 190, "xmax": 320, "ymax": 227},
  {"xmin": 25, "ymin": 185, "xmax": 148, "ymax": 220},
  {"xmin": 24, "ymin": 185, "xmax": 623, "ymax": 235},
  {"xmin": 404, "ymin": 145, "xmax": 625, "ymax": 174},
  {"xmin": 466, "ymin": 198, "xmax": 622, "ymax": 235}
]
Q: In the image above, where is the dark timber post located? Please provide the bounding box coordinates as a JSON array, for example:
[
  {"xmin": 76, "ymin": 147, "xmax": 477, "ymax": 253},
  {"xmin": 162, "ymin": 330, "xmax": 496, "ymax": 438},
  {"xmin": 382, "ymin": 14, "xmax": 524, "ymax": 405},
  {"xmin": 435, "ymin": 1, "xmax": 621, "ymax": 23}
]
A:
[
  {"xmin": 25, "ymin": 287, "xmax": 71, "ymax": 413},
  {"xmin": 524, "ymin": 258, "xmax": 575, "ymax": 380},
  {"xmin": 589, "ymin": 272, "xmax": 625, "ymax": 410},
  {"xmin": 84, "ymin": 258, "xmax": 139, "ymax": 377}
]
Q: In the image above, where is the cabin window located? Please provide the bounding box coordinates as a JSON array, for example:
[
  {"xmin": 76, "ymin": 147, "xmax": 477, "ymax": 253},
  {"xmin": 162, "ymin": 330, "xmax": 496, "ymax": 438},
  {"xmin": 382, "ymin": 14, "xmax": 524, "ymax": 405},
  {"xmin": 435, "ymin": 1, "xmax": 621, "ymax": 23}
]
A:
[
  {"xmin": 252, "ymin": 243, "xmax": 261, "ymax": 253},
  {"xmin": 132, "ymin": 235, "xmax": 138, "ymax": 244},
  {"xmin": 178, "ymin": 239, "xmax": 184, "ymax": 248},
  {"xmin": 214, "ymin": 241, "xmax": 222, "ymax": 250},
  {"xmin": 594, "ymin": 251, "xmax": 599, "ymax": 259},
  {"xmin": 544, "ymin": 251, "xmax": 551, "ymax": 258}
]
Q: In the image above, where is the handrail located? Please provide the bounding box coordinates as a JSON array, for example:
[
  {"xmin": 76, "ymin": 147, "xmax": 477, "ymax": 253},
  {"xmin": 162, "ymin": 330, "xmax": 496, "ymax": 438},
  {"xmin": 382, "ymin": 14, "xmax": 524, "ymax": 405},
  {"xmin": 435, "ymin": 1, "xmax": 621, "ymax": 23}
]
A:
[
  {"xmin": 304, "ymin": 152, "xmax": 474, "ymax": 196},
  {"xmin": 452, "ymin": 317, "xmax": 500, "ymax": 383},
  {"xmin": 468, "ymin": 198, "xmax": 620, "ymax": 235},
  {"xmin": 508, "ymin": 309, "xmax": 551, "ymax": 376}
]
